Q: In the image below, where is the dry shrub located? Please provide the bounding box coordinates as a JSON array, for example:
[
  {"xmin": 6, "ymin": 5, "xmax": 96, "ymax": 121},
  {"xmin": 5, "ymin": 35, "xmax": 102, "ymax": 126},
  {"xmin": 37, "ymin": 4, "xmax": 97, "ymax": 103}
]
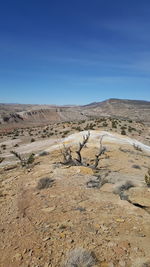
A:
[
  {"xmin": 37, "ymin": 177, "xmax": 54, "ymax": 190},
  {"xmin": 62, "ymin": 247, "xmax": 97, "ymax": 267},
  {"xmin": 87, "ymin": 176, "xmax": 108, "ymax": 189},
  {"xmin": 113, "ymin": 180, "xmax": 135, "ymax": 200}
]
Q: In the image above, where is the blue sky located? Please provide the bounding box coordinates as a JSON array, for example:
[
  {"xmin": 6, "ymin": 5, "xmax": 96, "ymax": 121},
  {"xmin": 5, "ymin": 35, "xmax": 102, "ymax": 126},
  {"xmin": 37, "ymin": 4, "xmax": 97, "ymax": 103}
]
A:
[{"xmin": 0, "ymin": 0, "xmax": 150, "ymax": 104}]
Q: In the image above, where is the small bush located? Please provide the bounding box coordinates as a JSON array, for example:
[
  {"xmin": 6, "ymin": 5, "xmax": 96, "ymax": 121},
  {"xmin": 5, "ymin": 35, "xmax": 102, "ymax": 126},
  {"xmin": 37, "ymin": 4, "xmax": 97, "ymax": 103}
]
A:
[
  {"xmin": 145, "ymin": 169, "xmax": 150, "ymax": 187},
  {"xmin": 14, "ymin": 143, "xmax": 19, "ymax": 147},
  {"xmin": 112, "ymin": 120, "xmax": 117, "ymax": 128},
  {"xmin": 121, "ymin": 125, "xmax": 127, "ymax": 130},
  {"xmin": 63, "ymin": 247, "xmax": 97, "ymax": 267},
  {"xmin": 128, "ymin": 126, "xmax": 132, "ymax": 133},
  {"xmin": 121, "ymin": 129, "xmax": 126, "ymax": 135},
  {"xmin": 26, "ymin": 153, "xmax": 35, "ymax": 165},
  {"xmin": 87, "ymin": 175, "xmax": 108, "ymax": 189},
  {"xmin": 37, "ymin": 177, "xmax": 54, "ymax": 190},
  {"xmin": 63, "ymin": 130, "xmax": 70, "ymax": 136},
  {"xmin": 31, "ymin": 138, "xmax": 35, "ymax": 142},
  {"xmin": 113, "ymin": 180, "xmax": 135, "ymax": 199},
  {"xmin": 102, "ymin": 122, "xmax": 108, "ymax": 127},
  {"xmin": 75, "ymin": 126, "xmax": 82, "ymax": 131},
  {"xmin": 1, "ymin": 144, "xmax": 6, "ymax": 150}
]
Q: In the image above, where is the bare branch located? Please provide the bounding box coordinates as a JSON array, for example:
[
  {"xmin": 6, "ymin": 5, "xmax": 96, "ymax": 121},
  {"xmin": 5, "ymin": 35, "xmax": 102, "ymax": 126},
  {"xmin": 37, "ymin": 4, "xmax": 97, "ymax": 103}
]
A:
[
  {"xmin": 75, "ymin": 131, "xmax": 90, "ymax": 164},
  {"xmin": 60, "ymin": 131, "xmax": 107, "ymax": 169},
  {"xmin": 11, "ymin": 150, "xmax": 35, "ymax": 167},
  {"xmin": 94, "ymin": 135, "xmax": 106, "ymax": 169},
  {"xmin": 61, "ymin": 144, "xmax": 73, "ymax": 164},
  {"xmin": 11, "ymin": 150, "xmax": 22, "ymax": 161}
]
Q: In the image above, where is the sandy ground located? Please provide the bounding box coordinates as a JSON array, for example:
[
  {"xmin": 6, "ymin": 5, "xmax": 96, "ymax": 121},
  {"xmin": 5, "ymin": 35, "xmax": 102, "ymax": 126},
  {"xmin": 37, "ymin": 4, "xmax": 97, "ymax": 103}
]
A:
[
  {"xmin": 0, "ymin": 143, "xmax": 150, "ymax": 267},
  {"xmin": 0, "ymin": 130, "xmax": 150, "ymax": 267}
]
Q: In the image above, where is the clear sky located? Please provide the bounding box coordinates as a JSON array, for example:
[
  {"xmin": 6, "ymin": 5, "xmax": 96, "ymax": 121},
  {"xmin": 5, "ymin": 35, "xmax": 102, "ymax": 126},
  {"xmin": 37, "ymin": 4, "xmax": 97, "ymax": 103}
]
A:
[{"xmin": 0, "ymin": 0, "xmax": 150, "ymax": 105}]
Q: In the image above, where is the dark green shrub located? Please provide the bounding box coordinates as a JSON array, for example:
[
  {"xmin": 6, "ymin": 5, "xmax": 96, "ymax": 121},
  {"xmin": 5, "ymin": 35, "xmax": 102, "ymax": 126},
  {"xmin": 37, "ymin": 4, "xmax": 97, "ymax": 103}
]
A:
[
  {"xmin": 121, "ymin": 129, "xmax": 126, "ymax": 135},
  {"xmin": 102, "ymin": 122, "xmax": 108, "ymax": 127},
  {"xmin": 1, "ymin": 144, "xmax": 6, "ymax": 150}
]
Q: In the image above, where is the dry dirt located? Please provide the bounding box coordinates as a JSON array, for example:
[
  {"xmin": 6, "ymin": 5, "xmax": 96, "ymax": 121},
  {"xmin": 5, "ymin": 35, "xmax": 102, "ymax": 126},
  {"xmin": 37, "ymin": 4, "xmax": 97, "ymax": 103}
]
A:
[{"xmin": 0, "ymin": 130, "xmax": 150, "ymax": 267}]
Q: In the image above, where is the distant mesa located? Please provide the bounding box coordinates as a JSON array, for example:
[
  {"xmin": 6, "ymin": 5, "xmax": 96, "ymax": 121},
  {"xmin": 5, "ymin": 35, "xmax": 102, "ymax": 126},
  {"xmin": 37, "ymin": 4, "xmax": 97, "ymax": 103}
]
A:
[{"xmin": 0, "ymin": 98, "xmax": 150, "ymax": 128}]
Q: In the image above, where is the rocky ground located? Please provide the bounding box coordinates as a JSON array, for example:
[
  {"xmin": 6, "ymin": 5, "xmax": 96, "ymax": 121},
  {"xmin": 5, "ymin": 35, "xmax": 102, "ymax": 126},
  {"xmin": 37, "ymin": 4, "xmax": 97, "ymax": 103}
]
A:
[
  {"xmin": 0, "ymin": 130, "xmax": 150, "ymax": 267},
  {"xmin": 0, "ymin": 116, "xmax": 150, "ymax": 164}
]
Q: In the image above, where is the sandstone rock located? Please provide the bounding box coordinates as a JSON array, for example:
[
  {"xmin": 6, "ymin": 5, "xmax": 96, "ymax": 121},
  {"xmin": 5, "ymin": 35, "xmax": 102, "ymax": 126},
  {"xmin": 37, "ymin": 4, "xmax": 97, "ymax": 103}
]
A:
[{"xmin": 127, "ymin": 187, "xmax": 150, "ymax": 207}]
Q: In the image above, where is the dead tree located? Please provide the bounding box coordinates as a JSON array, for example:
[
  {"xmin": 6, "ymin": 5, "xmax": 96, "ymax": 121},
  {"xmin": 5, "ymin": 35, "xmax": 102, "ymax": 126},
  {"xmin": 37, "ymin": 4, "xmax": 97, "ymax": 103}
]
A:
[
  {"xmin": 11, "ymin": 151, "xmax": 35, "ymax": 167},
  {"xmin": 61, "ymin": 131, "xmax": 106, "ymax": 169},
  {"xmin": 93, "ymin": 135, "xmax": 106, "ymax": 169},
  {"xmin": 75, "ymin": 131, "xmax": 90, "ymax": 165}
]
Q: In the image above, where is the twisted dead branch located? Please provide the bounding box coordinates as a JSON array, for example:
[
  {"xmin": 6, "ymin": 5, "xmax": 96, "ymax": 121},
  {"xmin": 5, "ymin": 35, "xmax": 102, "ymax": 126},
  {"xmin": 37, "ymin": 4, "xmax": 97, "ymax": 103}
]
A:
[
  {"xmin": 61, "ymin": 132, "xmax": 106, "ymax": 169},
  {"xmin": 75, "ymin": 131, "xmax": 90, "ymax": 164},
  {"xmin": 10, "ymin": 150, "xmax": 35, "ymax": 167},
  {"xmin": 61, "ymin": 145, "xmax": 73, "ymax": 165},
  {"xmin": 94, "ymin": 135, "xmax": 106, "ymax": 168}
]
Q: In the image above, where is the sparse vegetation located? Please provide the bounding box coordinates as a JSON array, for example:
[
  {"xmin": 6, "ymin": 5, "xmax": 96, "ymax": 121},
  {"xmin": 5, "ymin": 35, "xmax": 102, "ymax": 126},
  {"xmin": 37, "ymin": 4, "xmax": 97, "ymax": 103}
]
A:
[
  {"xmin": 14, "ymin": 143, "xmax": 19, "ymax": 147},
  {"xmin": 1, "ymin": 144, "xmax": 6, "ymax": 150},
  {"xmin": 102, "ymin": 121, "xmax": 108, "ymax": 127},
  {"xmin": 121, "ymin": 129, "xmax": 126, "ymax": 135},
  {"xmin": 87, "ymin": 173, "xmax": 108, "ymax": 189},
  {"xmin": 1, "ymin": 102, "xmax": 150, "ymax": 267},
  {"xmin": 112, "ymin": 120, "xmax": 117, "ymax": 128}
]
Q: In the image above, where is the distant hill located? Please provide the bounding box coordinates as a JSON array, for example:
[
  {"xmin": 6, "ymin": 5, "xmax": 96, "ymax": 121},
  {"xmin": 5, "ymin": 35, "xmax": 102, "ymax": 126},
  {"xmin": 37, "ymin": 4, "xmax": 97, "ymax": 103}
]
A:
[
  {"xmin": 82, "ymin": 98, "xmax": 150, "ymax": 122},
  {"xmin": 0, "ymin": 98, "xmax": 150, "ymax": 128}
]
